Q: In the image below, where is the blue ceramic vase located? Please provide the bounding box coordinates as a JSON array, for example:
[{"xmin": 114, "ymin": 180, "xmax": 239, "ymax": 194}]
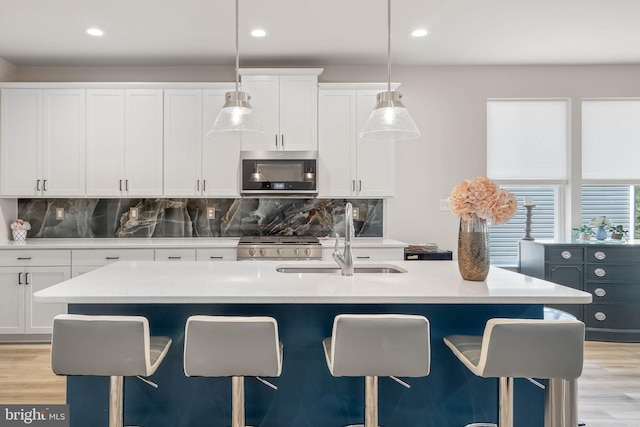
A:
[{"xmin": 595, "ymin": 225, "xmax": 607, "ymax": 240}]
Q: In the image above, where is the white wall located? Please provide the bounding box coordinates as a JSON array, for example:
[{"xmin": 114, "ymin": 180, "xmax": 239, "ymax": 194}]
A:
[
  {"xmin": 0, "ymin": 57, "xmax": 17, "ymax": 81},
  {"xmin": 15, "ymin": 64, "xmax": 640, "ymax": 251}
]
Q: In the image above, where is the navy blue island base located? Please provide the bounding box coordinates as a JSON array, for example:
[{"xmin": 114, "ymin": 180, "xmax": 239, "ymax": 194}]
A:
[{"xmin": 67, "ymin": 303, "xmax": 544, "ymax": 427}]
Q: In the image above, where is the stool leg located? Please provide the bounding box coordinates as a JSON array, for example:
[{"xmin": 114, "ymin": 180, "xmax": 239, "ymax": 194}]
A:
[
  {"xmin": 364, "ymin": 376, "xmax": 378, "ymax": 427},
  {"xmin": 232, "ymin": 376, "xmax": 245, "ymax": 427},
  {"xmin": 498, "ymin": 377, "xmax": 514, "ymax": 427},
  {"xmin": 545, "ymin": 378, "xmax": 578, "ymax": 427},
  {"xmin": 109, "ymin": 376, "xmax": 124, "ymax": 427}
]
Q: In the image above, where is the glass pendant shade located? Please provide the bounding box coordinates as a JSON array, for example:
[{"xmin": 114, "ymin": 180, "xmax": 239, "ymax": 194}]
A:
[
  {"xmin": 207, "ymin": 91, "xmax": 264, "ymax": 135},
  {"xmin": 359, "ymin": 91, "xmax": 421, "ymax": 140}
]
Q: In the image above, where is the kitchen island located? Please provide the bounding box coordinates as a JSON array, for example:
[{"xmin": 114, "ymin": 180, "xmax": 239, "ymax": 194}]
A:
[{"xmin": 35, "ymin": 260, "xmax": 591, "ymax": 427}]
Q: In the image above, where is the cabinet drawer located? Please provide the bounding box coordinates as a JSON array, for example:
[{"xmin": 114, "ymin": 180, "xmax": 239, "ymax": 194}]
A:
[
  {"xmin": 155, "ymin": 249, "xmax": 196, "ymax": 261},
  {"xmin": 586, "ymin": 247, "xmax": 640, "ymax": 263},
  {"xmin": 72, "ymin": 249, "xmax": 155, "ymax": 266},
  {"xmin": 586, "ymin": 264, "xmax": 640, "ymax": 281},
  {"xmin": 586, "ymin": 282, "xmax": 640, "ymax": 303},
  {"xmin": 196, "ymin": 248, "xmax": 237, "ymax": 261},
  {"xmin": 586, "ymin": 303, "xmax": 640, "ymax": 330},
  {"xmin": 0, "ymin": 250, "xmax": 71, "ymax": 266},
  {"xmin": 546, "ymin": 247, "xmax": 583, "ymax": 263}
]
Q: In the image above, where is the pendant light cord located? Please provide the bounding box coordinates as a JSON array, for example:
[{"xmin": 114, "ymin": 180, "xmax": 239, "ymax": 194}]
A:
[
  {"xmin": 387, "ymin": 0, "xmax": 391, "ymax": 94},
  {"xmin": 235, "ymin": 0, "xmax": 240, "ymax": 93}
]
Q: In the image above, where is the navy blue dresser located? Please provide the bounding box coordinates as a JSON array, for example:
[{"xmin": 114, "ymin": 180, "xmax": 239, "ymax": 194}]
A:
[{"xmin": 520, "ymin": 240, "xmax": 640, "ymax": 342}]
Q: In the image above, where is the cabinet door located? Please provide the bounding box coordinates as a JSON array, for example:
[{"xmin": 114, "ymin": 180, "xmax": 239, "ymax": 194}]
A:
[
  {"xmin": 164, "ymin": 90, "xmax": 203, "ymax": 196},
  {"xmin": 239, "ymin": 75, "xmax": 280, "ymax": 150},
  {"xmin": 355, "ymin": 91, "xmax": 395, "ymax": 197},
  {"xmin": 318, "ymin": 90, "xmax": 356, "ymax": 197},
  {"xmin": 43, "ymin": 89, "xmax": 86, "ymax": 196},
  {"xmin": 546, "ymin": 263, "xmax": 584, "ymax": 320},
  {"xmin": 0, "ymin": 268, "xmax": 25, "ymax": 334},
  {"xmin": 279, "ymin": 75, "xmax": 318, "ymax": 151},
  {"xmin": 0, "ymin": 89, "xmax": 42, "ymax": 196},
  {"xmin": 87, "ymin": 89, "xmax": 126, "ymax": 196},
  {"xmin": 25, "ymin": 266, "xmax": 69, "ymax": 334},
  {"xmin": 125, "ymin": 90, "xmax": 164, "ymax": 196},
  {"xmin": 202, "ymin": 89, "xmax": 241, "ymax": 196}
]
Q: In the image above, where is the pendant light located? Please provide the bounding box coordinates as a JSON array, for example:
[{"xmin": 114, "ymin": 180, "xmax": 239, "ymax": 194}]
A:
[
  {"xmin": 208, "ymin": 0, "xmax": 263, "ymax": 135},
  {"xmin": 359, "ymin": 0, "xmax": 420, "ymax": 141}
]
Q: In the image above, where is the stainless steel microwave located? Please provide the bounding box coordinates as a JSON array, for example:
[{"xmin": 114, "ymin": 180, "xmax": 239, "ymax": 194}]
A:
[{"xmin": 240, "ymin": 151, "xmax": 317, "ymax": 195}]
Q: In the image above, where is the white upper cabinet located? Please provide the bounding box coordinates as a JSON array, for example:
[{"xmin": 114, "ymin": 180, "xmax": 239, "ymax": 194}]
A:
[
  {"xmin": 239, "ymin": 70, "xmax": 321, "ymax": 151},
  {"xmin": 1, "ymin": 89, "xmax": 86, "ymax": 196},
  {"xmin": 87, "ymin": 89, "xmax": 163, "ymax": 196},
  {"xmin": 163, "ymin": 87, "xmax": 240, "ymax": 197},
  {"xmin": 318, "ymin": 86, "xmax": 395, "ymax": 198}
]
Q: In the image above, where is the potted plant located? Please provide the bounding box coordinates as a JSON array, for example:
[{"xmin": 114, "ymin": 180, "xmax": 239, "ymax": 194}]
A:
[
  {"xmin": 607, "ymin": 224, "xmax": 628, "ymax": 240},
  {"xmin": 573, "ymin": 225, "xmax": 593, "ymax": 241}
]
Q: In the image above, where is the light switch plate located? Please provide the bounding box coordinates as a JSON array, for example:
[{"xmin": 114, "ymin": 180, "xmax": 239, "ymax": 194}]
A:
[
  {"xmin": 129, "ymin": 207, "xmax": 139, "ymax": 219},
  {"xmin": 55, "ymin": 207, "xmax": 64, "ymax": 220},
  {"xmin": 207, "ymin": 208, "xmax": 216, "ymax": 219},
  {"xmin": 439, "ymin": 199, "xmax": 451, "ymax": 211}
]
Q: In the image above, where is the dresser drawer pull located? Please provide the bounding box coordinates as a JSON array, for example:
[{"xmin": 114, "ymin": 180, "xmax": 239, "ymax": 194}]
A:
[
  {"xmin": 168, "ymin": 256, "xmax": 182, "ymax": 260},
  {"xmin": 594, "ymin": 287, "xmax": 606, "ymax": 297},
  {"xmin": 16, "ymin": 257, "xmax": 32, "ymax": 260},
  {"xmin": 594, "ymin": 268, "xmax": 606, "ymax": 277},
  {"xmin": 594, "ymin": 251, "xmax": 606, "ymax": 260},
  {"xmin": 594, "ymin": 312, "xmax": 607, "ymax": 321},
  {"xmin": 105, "ymin": 256, "xmax": 120, "ymax": 260},
  {"xmin": 561, "ymin": 250, "xmax": 572, "ymax": 259}
]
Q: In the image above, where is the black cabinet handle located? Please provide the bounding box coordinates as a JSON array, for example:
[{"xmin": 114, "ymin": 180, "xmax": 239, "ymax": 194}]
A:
[
  {"xmin": 197, "ymin": 180, "xmax": 200, "ymax": 192},
  {"xmin": 36, "ymin": 180, "xmax": 41, "ymax": 191},
  {"xmin": 43, "ymin": 180, "xmax": 47, "ymax": 191},
  {"xmin": 275, "ymin": 134, "xmax": 278, "ymax": 149},
  {"xmin": 281, "ymin": 134, "xmax": 284, "ymax": 149},
  {"xmin": 357, "ymin": 256, "xmax": 370, "ymax": 259},
  {"xmin": 203, "ymin": 180, "xmax": 206, "ymax": 192},
  {"xmin": 105, "ymin": 256, "xmax": 120, "ymax": 260},
  {"xmin": 17, "ymin": 257, "xmax": 32, "ymax": 260},
  {"xmin": 125, "ymin": 180, "xmax": 129, "ymax": 191},
  {"xmin": 168, "ymin": 256, "xmax": 182, "ymax": 260},
  {"xmin": 25, "ymin": 272, "xmax": 30, "ymax": 285},
  {"xmin": 119, "ymin": 180, "xmax": 123, "ymax": 191},
  {"xmin": 18, "ymin": 272, "xmax": 22, "ymax": 285},
  {"xmin": 210, "ymin": 256, "xmax": 224, "ymax": 259}
]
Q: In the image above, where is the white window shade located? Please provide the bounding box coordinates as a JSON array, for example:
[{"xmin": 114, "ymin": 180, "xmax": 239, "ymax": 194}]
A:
[
  {"xmin": 487, "ymin": 100, "xmax": 568, "ymax": 181},
  {"xmin": 583, "ymin": 100, "xmax": 640, "ymax": 182}
]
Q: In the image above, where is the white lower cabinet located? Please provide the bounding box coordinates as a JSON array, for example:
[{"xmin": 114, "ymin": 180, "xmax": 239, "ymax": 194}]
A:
[
  {"xmin": 0, "ymin": 250, "xmax": 70, "ymax": 335},
  {"xmin": 321, "ymin": 246, "xmax": 403, "ymax": 262}
]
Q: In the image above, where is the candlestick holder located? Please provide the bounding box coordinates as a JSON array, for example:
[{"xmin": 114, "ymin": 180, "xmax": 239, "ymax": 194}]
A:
[{"xmin": 522, "ymin": 205, "xmax": 535, "ymax": 240}]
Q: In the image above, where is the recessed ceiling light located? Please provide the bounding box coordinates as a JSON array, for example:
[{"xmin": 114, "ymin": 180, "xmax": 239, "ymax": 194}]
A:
[
  {"xmin": 250, "ymin": 29, "xmax": 267, "ymax": 38},
  {"xmin": 410, "ymin": 28, "xmax": 428, "ymax": 38},
  {"xmin": 85, "ymin": 27, "xmax": 104, "ymax": 37}
]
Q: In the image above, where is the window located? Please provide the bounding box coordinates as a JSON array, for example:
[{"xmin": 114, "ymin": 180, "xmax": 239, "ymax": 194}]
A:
[
  {"xmin": 581, "ymin": 185, "xmax": 633, "ymax": 235},
  {"xmin": 489, "ymin": 186, "xmax": 557, "ymax": 264}
]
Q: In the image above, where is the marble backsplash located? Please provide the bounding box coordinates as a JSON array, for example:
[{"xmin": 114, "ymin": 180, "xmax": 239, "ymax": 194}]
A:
[{"xmin": 17, "ymin": 198, "xmax": 383, "ymax": 238}]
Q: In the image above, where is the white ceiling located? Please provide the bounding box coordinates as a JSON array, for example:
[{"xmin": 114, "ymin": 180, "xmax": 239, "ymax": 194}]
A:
[{"xmin": 2, "ymin": 0, "xmax": 640, "ymax": 67}]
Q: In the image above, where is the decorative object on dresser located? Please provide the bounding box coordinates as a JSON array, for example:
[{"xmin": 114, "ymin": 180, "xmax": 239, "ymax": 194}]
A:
[
  {"xmin": 573, "ymin": 225, "xmax": 594, "ymax": 241},
  {"xmin": 522, "ymin": 196, "xmax": 535, "ymax": 241},
  {"xmin": 449, "ymin": 176, "xmax": 517, "ymax": 281},
  {"xmin": 607, "ymin": 224, "xmax": 628, "ymax": 240},
  {"xmin": 590, "ymin": 216, "xmax": 611, "ymax": 240},
  {"xmin": 9, "ymin": 219, "xmax": 30, "ymax": 243},
  {"xmin": 520, "ymin": 240, "xmax": 640, "ymax": 342}
]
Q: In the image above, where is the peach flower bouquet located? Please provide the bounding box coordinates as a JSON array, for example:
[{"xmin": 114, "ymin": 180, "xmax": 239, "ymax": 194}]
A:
[{"xmin": 449, "ymin": 176, "xmax": 517, "ymax": 225}]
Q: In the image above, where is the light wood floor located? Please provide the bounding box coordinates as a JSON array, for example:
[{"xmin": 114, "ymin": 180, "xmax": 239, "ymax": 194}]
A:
[{"xmin": 0, "ymin": 342, "xmax": 639, "ymax": 426}]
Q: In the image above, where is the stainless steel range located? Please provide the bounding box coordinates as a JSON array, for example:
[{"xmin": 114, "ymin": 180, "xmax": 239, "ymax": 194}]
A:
[{"xmin": 237, "ymin": 236, "xmax": 323, "ymax": 260}]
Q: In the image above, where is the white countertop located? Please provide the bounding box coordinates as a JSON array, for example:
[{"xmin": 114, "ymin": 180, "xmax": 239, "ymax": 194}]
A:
[
  {"xmin": 33, "ymin": 260, "xmax": 592, "ymax": 305},
  {"xmin": 0, "ymin": 237, "xmax": 407, "ymax": 249}
]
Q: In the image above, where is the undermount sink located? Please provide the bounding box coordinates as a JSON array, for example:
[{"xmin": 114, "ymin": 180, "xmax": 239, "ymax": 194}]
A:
[{"xmin": 276, "ymin": 264, "xmax": 407, "ymax": 274}]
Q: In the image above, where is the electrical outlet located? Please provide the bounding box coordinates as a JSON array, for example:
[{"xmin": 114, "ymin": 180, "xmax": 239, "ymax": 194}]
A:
[
  {"xmin": 207, "ymin": 208, "xmax": 216, "ymax": 219},
  {"xmin": 439, "ymin": 199, "xmax": 451, "ymax": 211},
  {"xmin": 352, "ymin": 207, "xmax": 360, "ymax": 219},
  {"xmin": 55, "ymin": 207, "xmax": 64, "ymax": 220},
  {"xmin": 129, "ymin": 207, "xmax": 139, "ymax": 219}
]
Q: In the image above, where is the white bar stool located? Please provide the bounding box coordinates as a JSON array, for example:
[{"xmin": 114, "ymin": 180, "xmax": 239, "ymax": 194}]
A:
[
  {"xmin": 183, "ymin": 315, "xmax": 283, "ymax": 427},
  {"xmin": 51, "ymin": 314, "xmax": 172, "ymax": 427},
  {"xmin": 443, "ymin": 319, "xmax": 585, "ymax": 427},
  {"xmin": 323, "ymin": 314, "xmax": 431, "ymax": 427}
]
